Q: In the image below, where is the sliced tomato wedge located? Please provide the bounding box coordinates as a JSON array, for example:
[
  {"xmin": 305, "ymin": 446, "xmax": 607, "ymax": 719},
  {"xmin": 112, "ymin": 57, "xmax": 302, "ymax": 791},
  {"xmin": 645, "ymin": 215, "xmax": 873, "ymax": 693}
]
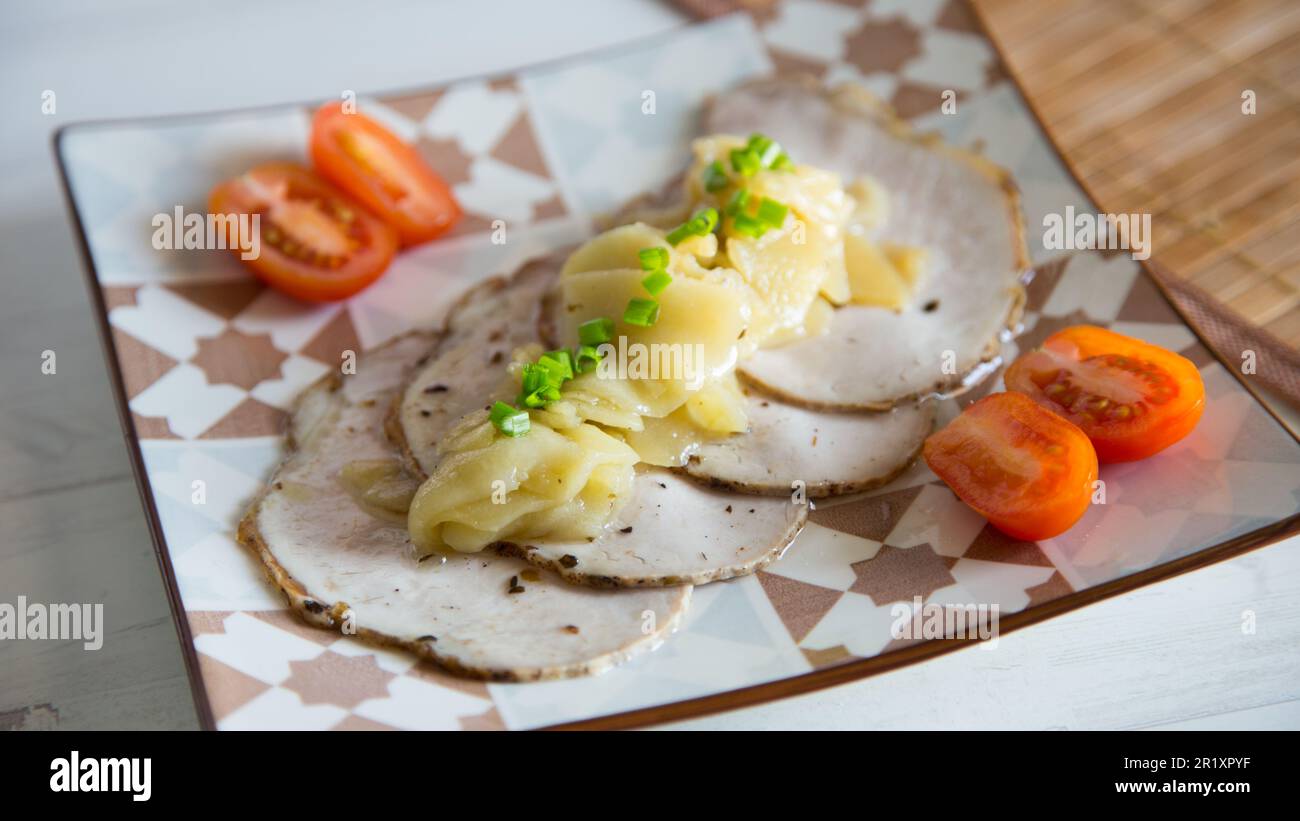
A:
[
  {"xmin": 924, "ymin": 392, "xmax": 1097, "ymax": 541},
  {"xmin": 1004, "ymin": 325, "xmax": 1205, "ymax": 462},
  {"xmin": 309, "ymin": 102, "xmax": 461, "ymax": 246},
  {"xmin": 209, "ymin": 163, "xmax": 397, "ymax": 302}
]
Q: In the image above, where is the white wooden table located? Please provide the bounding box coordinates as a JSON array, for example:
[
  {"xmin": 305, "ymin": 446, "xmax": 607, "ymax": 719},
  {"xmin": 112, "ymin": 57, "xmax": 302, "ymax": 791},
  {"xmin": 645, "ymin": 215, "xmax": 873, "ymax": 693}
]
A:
[{"xmin": 1, "ymin": 0, "xmax": 1296, "ymax": 731}]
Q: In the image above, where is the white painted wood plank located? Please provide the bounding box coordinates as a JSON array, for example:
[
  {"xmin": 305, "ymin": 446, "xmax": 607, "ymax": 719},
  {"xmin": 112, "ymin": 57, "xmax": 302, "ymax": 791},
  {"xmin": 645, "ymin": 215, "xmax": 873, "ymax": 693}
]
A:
[
  {"xmin": 1146, "ymin": 698, "xmax": 1300, "ymax": 731},
  {"xmin": 660, "ymin": 537, "xmax": 1300, "ymax": 730},
  {"xmin": 0, "ymin": 478, "xmax": 196, "ymax": 729}
]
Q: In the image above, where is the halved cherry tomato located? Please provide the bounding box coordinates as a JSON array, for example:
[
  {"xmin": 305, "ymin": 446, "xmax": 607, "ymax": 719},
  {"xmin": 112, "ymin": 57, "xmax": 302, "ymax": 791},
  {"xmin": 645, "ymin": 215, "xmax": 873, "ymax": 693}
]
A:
[
  {"xmin": 309, "ymin": 102, "xmax": 461, "ymax": 246},
  {"xmin": 1004, "ymin": 325, "xmax": 1205, "ymax": 462},
  {"xmin": 924, "ymin": 392, "xmax": 1098, "ymax": 541},
  {"xmin": 209, "ymin": 163, "xmax": 397, "ymax": 302}
]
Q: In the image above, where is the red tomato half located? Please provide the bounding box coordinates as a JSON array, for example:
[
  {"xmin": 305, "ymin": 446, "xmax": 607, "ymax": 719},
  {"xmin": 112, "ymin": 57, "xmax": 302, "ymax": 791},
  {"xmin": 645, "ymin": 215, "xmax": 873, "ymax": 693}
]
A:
[
  {"xmin": 209, "ymin": 163, "xmax": 398, "ymax": 302},
  {"xmin": 309, "ymin": 102, "xmax": 461, "ymax": 246},
  {"xmin": 1004, "ymin": 325, "xmax": 1205, "ymax": 462},
  {"xmin": 924, "ymin": 392, "xmax": 1098, "ymax": 541}
]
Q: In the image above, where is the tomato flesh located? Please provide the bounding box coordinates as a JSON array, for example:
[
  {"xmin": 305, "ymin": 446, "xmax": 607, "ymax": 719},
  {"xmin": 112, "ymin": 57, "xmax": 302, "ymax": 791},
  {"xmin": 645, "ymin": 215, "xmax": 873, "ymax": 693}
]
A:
[
  {"xmin": 209, "ymin": 163, "xmax": 397, "ymax": 302},
  {"xmin": 924, "ymin": 392, "xmax": 1098, "ymax": 541},
  {"xmin": 1005, "ymin": 325, "xmax": 1204, "ymax": 462},
  {"xmin": 309, "ymin": 102, "xmax": 461, "ymax": 246}
]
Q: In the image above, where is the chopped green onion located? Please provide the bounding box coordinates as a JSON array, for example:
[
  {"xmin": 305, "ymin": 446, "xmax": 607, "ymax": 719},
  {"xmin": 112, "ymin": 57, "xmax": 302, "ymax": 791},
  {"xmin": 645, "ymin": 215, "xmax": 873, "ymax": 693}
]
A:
[
  {"xmin": 730, "ymin": 146, "xmax": 760, "ymax": 177},
  {"xmin": 574, "ymin": 344, "xmax": 602, "ymax": 374},
  {"xmin": 666, "ymin": 223, "xmax": 691, "ymax": 245},
  {"xmin": 731, "ymin": 133, "xmax": 790, "ymax": 178},
  {"xmin": 725, "ymin": 189, "xmax": 790, "ymax": 239},
  {"xmin": 757, "ymin": 197, "xmax": 789, "ymax": 229},
  {"xmin": 518, "ymin": 350, "xmax": 574, "ymax": 410},
  {"xmin": 520, "ymin": 363, "xmax": 546, "ymax": 394},
  {"xmin": 730, "ymin": 134, "xmax": 789, "ymax": 177},
  {"xmin": 538, "ymin": 349, "xmax": 574, "ymax": 383},
  {"xmin": 666, "ymin": 207, "xmax": 719, "ymax": 245},
  {"xmin": 641, "ymin": 269, "xmax": 672, "ymax": 296},
  {"xmin": 703, "ymin": 160, "xmax": 729, "ymax": 193},
  {"xmin": 522, "ymin": 361, "xmax": 558, "ymax": 391},
  {"xmin": 623, "ymin": 297, "xmax": 660, "ymax": 327},
  {"xmin": 490, "ymin": 401, "xmax": 530, "ymax": 437},
  {"xmin": 731, "ymin": 212, "xmax": 766, "ymax": 238},
  {"xmin": 695, "ymin": 207, "xmax": 719, "ymax": 234},
  {"xmin": 520, "ymin": 389, "xmax": 544, "ymax": 409},
  {"xmin": 520, "ymin": 384, "xmax": 560, "ymax": 409},
  {"xmin": 748, "ymin": 133, "xmax": 783, "ymax": 168},
  {"xmin": 578, "ymin": 317, "xmax": 614, "ymax": 346},
  {"xmin": 638, "ymin": 246, "xmax": 669, "ymax": 272},
  {"xmin": 725, "ymin": 187, "xmax": 750, "ymax": 217}
]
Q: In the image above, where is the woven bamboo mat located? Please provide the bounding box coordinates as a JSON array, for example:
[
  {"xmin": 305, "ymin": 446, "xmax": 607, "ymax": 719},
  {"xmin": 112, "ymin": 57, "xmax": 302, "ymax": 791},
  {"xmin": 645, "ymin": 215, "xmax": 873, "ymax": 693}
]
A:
[{"xmin": 972, "ymin": 0, "xmax": 1300, "ymax": 352}]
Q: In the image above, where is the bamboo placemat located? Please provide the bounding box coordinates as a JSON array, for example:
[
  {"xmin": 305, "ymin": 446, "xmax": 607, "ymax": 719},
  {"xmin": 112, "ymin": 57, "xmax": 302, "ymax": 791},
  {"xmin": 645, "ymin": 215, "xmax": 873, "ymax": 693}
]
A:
[{"xmin": 971, "ymin": 0, "xmax": 1300, "ymax": 357}]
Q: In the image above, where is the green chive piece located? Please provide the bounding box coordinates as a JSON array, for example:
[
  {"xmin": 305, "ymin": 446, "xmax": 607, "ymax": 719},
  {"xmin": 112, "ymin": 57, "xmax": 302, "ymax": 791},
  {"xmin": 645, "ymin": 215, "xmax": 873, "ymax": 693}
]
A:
[
  {"xmin": 666, "ymin": 222, "xmax": 694, "ymax": 246},
  {"xmin": 638, "ymin": 246, "xmax": 669, "ymax": 272},
  {"xmin": 520, "ymin": 363, "xmax": 548, "ymax": 395},
  {"xmin": 745, "ymin": 133, "xmax": 788, "ymax": 170},
  {"xmin": 725, "ymin": 187, "xmax": 750, "ymax": 217},
  {"xmin": 730, "ymin": 134, "xmax": 787, "ymax": 177},
  {"xmin": 666, "ymin": 207, "xmax": 719, "ymax": 246},
  {"xmin": 519, "ymin": 379, "xmax": 561, "ymax": 409},
  {"xmin": 757, "ymin": 197, "xmax": 789, "ymax": 229},
  {"xmin": 578, "ymin": 317, "xmax": 614, "ymax": 346},
  {"xmin": 538, "ymin": 349, "xmax": 574, "ymax": 383},
  {"xmin": 730, "ymin": 147, "xmax": 760, "ymax": 177},
  {"xmin": 490, "ymin": 401, "xmax": 530, "ymax": 437},
  {"xmin": 749, "ymin": 134, "xmax": 783, "ymax": 168},
  {"xmin": 551, "ymin": 348, "xmax": 576, "ymax": 375},
  {"xmin": 574, "ymin": 344, "xmax": 602, "ymax": 374},
  {"xmin": 731, "ymin": 212, "xmax": 767, "ymax": 238},
  {"xmin": 520, "ymin": 389, "xmax": 546, "ymax": 409},
  {"xmin": 623, "ymin": 297, "xmax": 660, "ymax": 327},
  {"xmin": 519, "ymin": 365, "xmax": 540, "ymax": 394},
  {"xmin": 641, "ymin": 269, "xmax": 672, "ymax": 296},
  {"xmin": 695, "ymin": 207, "xmax": 719, "ymax": 234},
  {"xmin": 519, "ymin": 350, "xmax": 573, "ymax": 410},
  {"xmin": 703, "ymin": 160, "xmax": 729, "ymax": 193}
]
